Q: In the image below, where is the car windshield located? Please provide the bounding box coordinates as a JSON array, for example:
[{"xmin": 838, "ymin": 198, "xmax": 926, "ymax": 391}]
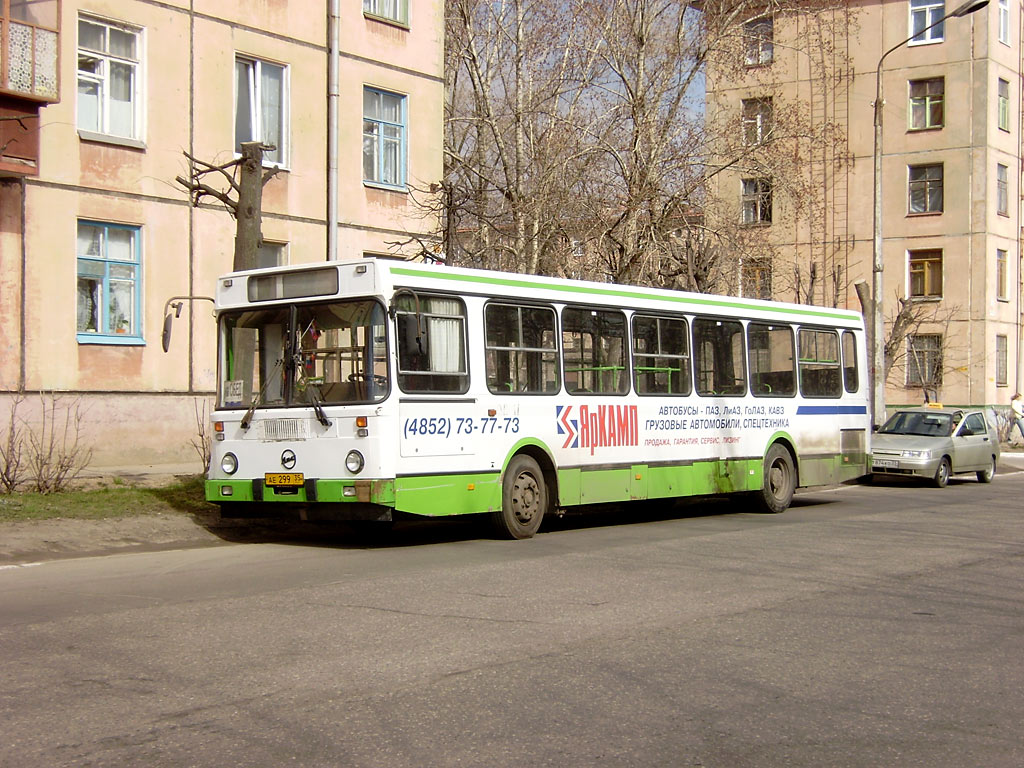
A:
[
  {"xmin": 879, "ymin": 411, "xmax": 953, "ymax": 437},
  {"xmin": 218, "ymin": 299, "xmax": 389, "ymax": 409}
]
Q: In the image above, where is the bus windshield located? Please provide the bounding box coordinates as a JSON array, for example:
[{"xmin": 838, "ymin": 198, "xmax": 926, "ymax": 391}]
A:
[{"xmin": 219, "ymin": 299, "xmax": 388, "ymax": 409}]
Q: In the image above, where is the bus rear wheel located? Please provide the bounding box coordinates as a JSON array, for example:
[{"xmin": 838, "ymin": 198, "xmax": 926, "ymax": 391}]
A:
[
  {"xmin": 753, "ymin": 443, "xmax": 795, "ymax": 514},
  {"xmin": 493, "ymin": 455, "xmax": 546, "ymax": 539}
]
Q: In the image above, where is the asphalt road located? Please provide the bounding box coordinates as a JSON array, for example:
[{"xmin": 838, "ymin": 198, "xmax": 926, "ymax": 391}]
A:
[{"xmin": 2, "ymin": 469, "xmax": 1023, "ymax": 767}]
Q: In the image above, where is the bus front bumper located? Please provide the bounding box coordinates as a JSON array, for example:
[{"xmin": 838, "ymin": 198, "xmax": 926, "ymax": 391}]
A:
[{"xmin": 206, "ymin": 477, "xmax": 396, "ymax": 505}]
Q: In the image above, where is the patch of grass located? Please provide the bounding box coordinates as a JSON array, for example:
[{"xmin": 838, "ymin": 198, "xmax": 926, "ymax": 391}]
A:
[{"xmin": 0, "ymin": 476, "xmax": 215, "ymax": 523}]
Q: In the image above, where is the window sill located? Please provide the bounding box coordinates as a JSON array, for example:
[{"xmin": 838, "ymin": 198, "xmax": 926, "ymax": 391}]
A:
[
  {"xmin": 363, "ymin": 12, "xmax": 410, "ymax": 30},
  {"xmin": 77, "ymin": 333, "xmax": 145, "ymax": 346},
  {"xmin": 78, "ymin": 130, "xmax": 146, "ymax": 151},
  {"xmin": 906, "ymin": 211, "xmax": 943, "ymax": 217},
  {"xmin": 364, "ymin": 181, "xmax": 408, "ymax": 194},
  {"xmin": 907, "ymin": 126, "xmax": 943, "ymax": 133},
  {"xmin": 907, "ymin": 38, "xmax": 943, "ymax": 47},
  {"xmin": 740, "ymin": 221, "xmax": 772, "ymax": 228},
  {"xmin": 906, "ymin": 295, "xmax": 942, "ymax": 303},
  {"xmin": 998, "ymin": 211, "xmax": 1010, "ymax": 217}
]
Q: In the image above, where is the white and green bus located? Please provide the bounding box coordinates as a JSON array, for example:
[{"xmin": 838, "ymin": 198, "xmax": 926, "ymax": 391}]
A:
[{"xmin": 207, "ymin": 258, "xmax": 870, "ymax": 538}]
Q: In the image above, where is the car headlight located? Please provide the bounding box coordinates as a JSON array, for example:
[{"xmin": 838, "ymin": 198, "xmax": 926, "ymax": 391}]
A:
[
  {"xmin": 221, "ymin": 452, "xmax": 238, "ymax": 474},
  {"xmin": 345, "ymin": 450, "xmax": 364, "ymax": 474},
  {"xmin": 902, "ymin": 449, "xmax": 931, "ymax": 459}
]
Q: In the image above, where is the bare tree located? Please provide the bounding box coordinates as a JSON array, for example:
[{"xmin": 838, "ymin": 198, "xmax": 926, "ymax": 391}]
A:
[
  {"xmin": 175, "ymin": 141, "xmax": 279, "ymax": 271},
  {"xmin": 882, "ymin": 294, "xmax": 960, "ymax": 402},
  {"xmin": 441, "ymin": 0, "xmax": 851, "ymax": 296}
]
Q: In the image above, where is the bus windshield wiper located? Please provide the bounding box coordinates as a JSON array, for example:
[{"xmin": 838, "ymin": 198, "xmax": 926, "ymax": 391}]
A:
[
  {"xmin": 303, "ymin": 380, "xmax": 332, "ymax": 428},
  {"xmin": 240, "ymin": 357, "xmax": 283, "ymax": 430}
]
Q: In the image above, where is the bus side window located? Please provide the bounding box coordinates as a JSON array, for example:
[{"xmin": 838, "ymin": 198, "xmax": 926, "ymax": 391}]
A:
[
  {"xmin": 693, "ymin": 318, "xmax": 746, "ymax": 396},
  {"xmin": 632, "ymin": 315, "xmax": 691, "ymax": 396},
  {"xmin": 562, "ymin": 307, "xmax": 629, "ymax": 395},
  {"xmin": 395, "ymin": 294, "xmax": 469, "ymax": 393},
  {"xmin": 747, "ymin": 322, "xmax": 795, "ymax": 397},
  {"xmin": 484, "ymin": 303, "xmax": 559, "ymax": 394},
  {"xmin": 842, "ymin": 330, "xmax": 859, "ymax": 393},
  {"xmin": 798, "ymin": 328, "xmax": 842, "ymax": 398}
]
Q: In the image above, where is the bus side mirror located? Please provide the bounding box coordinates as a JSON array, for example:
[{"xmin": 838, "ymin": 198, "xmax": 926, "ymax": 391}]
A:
[{"xmin": 161, "ymin": 302, "xmax": 183, "ymax": 352}]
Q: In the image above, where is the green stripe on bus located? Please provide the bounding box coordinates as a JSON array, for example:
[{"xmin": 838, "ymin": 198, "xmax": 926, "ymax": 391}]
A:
[{"xmin": 390, "ymin": 266, "xmax": 859, "ymax": 322}]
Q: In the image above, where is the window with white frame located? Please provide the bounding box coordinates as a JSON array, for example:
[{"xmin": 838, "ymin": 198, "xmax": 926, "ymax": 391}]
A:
[
  {"xmin": 77, "ymin": 16, "xmax": 142, "ymax": 139},
  {"xmin": 997, "ymin": 164, "xmax": 1009, "ymax": 216},
  {"xmin": 76, "ymin": 220, "xmax": 142, "ymax": 342},
  {"xmin": 999, "ymin": 0, "xmax": 1010, "ymax": 44},
  {"xmin": 741, "ymin": 98, "xmax": 772, "ymax": 145},
  {"xmin": 909, "ymin": 0, "xmax": 945, "ymax": 44},
  {"xmin": 235, "ymin": 56, "xmax": 287, "ymax": 166},
  {"xmin": 257, "ymin": 241, "xmax": 287, "ymax": 269},
  {"xmin": 363, "ymin": 87, "xmax": 406, "ymax": 188},
  {"xmin": 743, "ymin": 17, "xmax": 773, "ymax": 66},
  {"xmin": 741, "ymin": 178, "xmax": 772, "ymax": 224},
  {"xmin": 906, "ymin": 334, "xmax": 942, "ymax": 387},
  {"xmin": 363, "ymin": 0, "xmax": 409, "ymax": 26},
  {"xmin": 909, "ymin": 78, "xmax": 944, "ymax": 130},
  {"xmin": 998, "ymin": 78, "xmax": 1010, "ymax": 131}
]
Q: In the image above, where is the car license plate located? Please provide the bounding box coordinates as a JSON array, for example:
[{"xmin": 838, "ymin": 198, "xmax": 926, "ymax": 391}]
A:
[
  {"xmin": 872, "ymin": 459, "xmax": 899, "ymax": 469},
  {"xmin": 265, "ymin": 472, "xmax": 304, "ymax": 487}
]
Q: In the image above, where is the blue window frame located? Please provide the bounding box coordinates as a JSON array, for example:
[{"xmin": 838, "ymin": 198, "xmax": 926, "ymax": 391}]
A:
[
  {"xmin": 363, "ymin": 87, "xmax": 406, "ymax": 189},
  {"xmin": 76, "ymin": 220, "xmax": 143, "ymax": 344}
]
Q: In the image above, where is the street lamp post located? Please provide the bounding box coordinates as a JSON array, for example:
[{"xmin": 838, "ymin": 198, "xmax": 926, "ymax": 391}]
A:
[{"xmin": 871, "ymin": 0, "xmax": 989, "ymax": 426}]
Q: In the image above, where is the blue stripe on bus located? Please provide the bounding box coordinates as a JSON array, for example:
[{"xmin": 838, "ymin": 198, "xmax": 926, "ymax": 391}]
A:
[{"xmin": 796, "ymin": 405, "xmax": 869, "ymax": 415}]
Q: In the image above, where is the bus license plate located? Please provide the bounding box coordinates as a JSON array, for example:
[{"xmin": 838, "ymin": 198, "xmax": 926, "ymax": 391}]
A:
[
  {"xmin": 265, "ymin": 472, "xmax": 304, "ymax": 487},
  {"xmin": 872, "ymin": 460, "xmax": 898, "ymax": 469}
]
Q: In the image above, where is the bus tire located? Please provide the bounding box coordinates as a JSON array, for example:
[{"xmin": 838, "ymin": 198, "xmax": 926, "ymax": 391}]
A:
[
  {"xmin": 493, "ymin": 454, "xmax": 546, "ymax": 539},
  {"xmin": 754, "ymin": 443, "xmax": 795, "ymax": 514}
]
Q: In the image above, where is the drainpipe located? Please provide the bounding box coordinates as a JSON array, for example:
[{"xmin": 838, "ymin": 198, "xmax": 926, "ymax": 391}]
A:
[
  {"xmin": 19, "ymin": 176, "xmax": 27, "ymax": 390},
  {"xmin": 1017, "ymin": 3, "xmax": 1024, "ymax": 392},
  {"xmin": 967, "ymin": 16, "xmax": 975, "ymax": 405},
  {"xmin": 327, "ymin": 0, "xmax": 340, "ymax": 262}
]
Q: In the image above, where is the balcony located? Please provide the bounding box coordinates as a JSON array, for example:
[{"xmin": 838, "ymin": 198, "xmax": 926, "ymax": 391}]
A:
[{"xmin": 1, "ymin": 0, "xmax": 61, "ymax": 176}]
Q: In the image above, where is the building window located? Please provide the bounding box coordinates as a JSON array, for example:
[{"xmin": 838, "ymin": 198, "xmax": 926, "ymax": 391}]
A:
[
  {"xmin": 996, "ymin": 335, "xmax": 1008, "ymax": 386},
  {"xmin": 743, "ymin": 17, "xmax": 773, "ymax": 66},
  {"xmin": 996, "ymin": 164, "xmax": 1009, "ymax": 215},
  {"xmin": 257, "ymin": 241, "xmax": 287, "ymax": 269},
  {"xmin": 910, "ymin": 0, "xmax": 945, "ymax": 44},
  {"xmin": 363, "ymin": 0, "xmax": 408, "ymax": 26},
  {"xmin": 77, "ymin": 16, "xmax": 141, "ymax": 139},
  {"xmin": 997, "ymin": 248, "xmax": 1008, "ymax": 300},
  {"xmin": 741, "ymin": 178, "xmax": 772, "ymax": 224},
  {"xmin": 363, "ymin": 87, "xmax": 406, "ymax": 188},
  {"xmin": 999, "ymin": 0, "xmax": 1010, "ymax": 44},
  {"xmin": 235, "ymin": 56, "xmax": 287, "ymax": 166},
  {"xmin": 76, "ymin": 220, "xmax": 142, "ymax": 343},
  {"xmin": 907, "ymin": 334, "xmax": 942, "ymax": 387},
  {"xmin": 741, "ymin": 98, "xmax": 773, "ymax": 145},
  {"xmin": 908, "ymin": 163, "xmax": 943, "ymax": 213},
  {"xmin": 908, "ymin": 249, "xmax": 942, "ymax": 298},
  {"xmin": 998, "ymin": 78, "xmax": 1010, "ymax": 131},
  {"xmin": 740, "ymin": 257, "xmax": 772, "ymax": 299},
  {"xmin": 909, "ymin": 78, "xmax": 944, "ymax": 130}
]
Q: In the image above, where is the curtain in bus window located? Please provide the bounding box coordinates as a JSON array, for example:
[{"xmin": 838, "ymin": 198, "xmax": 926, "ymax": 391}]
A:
[
  {"xmin": 748, "ymin": 323, "xmax": 795, "ymax": 397},
  {"xmin": 427, "ymin": 298, "xmax": 464, "ymax": 373},
  {"xmin": 798, "ymin": 329, "xmax": 842, "ymax": 398}
]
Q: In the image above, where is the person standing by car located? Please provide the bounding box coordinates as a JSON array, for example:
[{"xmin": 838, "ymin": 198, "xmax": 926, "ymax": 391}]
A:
[{"xmin": 1012, "ymin": 393, "xmax": 1024, "ymax": 445}]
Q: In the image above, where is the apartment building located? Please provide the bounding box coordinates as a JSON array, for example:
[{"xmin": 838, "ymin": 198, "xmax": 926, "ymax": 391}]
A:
[
  {"xmin": 0, "ymin": 0, "xmax": 443, "ymax": 466},
  {"xmin": 706, "ymin": 0, "xmax": 1023, "ymax": 412}
]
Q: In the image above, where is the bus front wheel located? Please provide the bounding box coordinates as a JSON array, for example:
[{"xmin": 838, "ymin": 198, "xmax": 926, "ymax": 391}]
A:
[
  {"xmin": 753, "ymin": 444, "xmax": 795, "ymax": 514},
  {"xmin": 493, "ymin": 455, "xmax": 546, "ymax": 539}
]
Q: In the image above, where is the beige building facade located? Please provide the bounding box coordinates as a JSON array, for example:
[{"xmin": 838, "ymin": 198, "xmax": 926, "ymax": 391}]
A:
[
  {"xmin": 1, "ymin": 0, "xmax": 443, "ymax": 467},
  {"xmin": 707, "ymin": 0, "xmax": 1024, "ymax": 413}
]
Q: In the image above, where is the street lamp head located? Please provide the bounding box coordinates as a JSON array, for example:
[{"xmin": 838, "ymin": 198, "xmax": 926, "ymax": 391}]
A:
[{"xmin": 952, "ymin": 0, "xmax": 989, "ymax": 17}]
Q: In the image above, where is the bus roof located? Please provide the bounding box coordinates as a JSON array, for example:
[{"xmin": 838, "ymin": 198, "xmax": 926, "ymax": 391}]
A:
[{"xmin": 217, "ymin": 257, "xmax": 865, "ymax": 327}]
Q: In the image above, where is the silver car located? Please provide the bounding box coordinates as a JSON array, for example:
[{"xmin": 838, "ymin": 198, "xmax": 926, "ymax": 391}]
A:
[{"xmin": 870, "ymin": 407, "xmax": 1000, "ymax": 487}]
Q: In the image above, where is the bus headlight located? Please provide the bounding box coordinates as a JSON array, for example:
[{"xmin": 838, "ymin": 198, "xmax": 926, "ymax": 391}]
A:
[
  {"xmin": 345, "ymin": 450, "xmax": 364, "ymax": 474},
  {"xmin": 221, "ymin": 452, "xmax": 238, "ymax": 475}
]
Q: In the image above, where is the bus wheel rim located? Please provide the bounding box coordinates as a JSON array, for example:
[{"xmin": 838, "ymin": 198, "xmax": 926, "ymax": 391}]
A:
[{"xmin": 512, "ymin": 472, "xmax": 539, "ymax": 524}]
